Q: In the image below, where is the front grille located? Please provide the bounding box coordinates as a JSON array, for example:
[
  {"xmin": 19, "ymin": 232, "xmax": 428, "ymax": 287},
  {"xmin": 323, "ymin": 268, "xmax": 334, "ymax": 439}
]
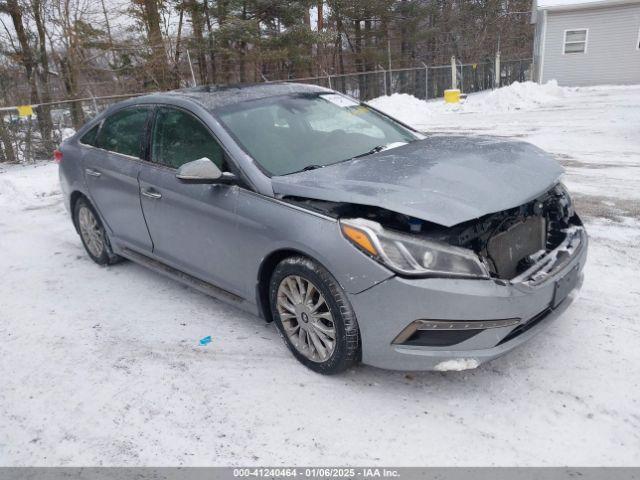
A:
[{"xmin": 486, "ymin": 216, "xmax": 547, "ymax": 279}]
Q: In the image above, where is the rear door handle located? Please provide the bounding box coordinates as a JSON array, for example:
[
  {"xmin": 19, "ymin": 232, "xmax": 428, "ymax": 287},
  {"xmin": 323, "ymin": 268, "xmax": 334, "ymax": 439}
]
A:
[
  {"xmin": 141, "ymin": 188, "xmax": 162, "ymax": 199},
  {"xmin": 85, "ymin": 168, "xmax": 101, "ymax": 177}
]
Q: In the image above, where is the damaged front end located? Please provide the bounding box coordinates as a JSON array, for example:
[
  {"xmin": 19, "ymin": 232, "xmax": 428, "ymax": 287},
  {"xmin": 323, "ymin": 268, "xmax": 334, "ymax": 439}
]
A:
[
  {"xmin": 422, "ymin": 182, "xmax": 586, "ymax": 285},
  {"xmin": 285, "ymin": 183, "xmax": 585, "ymax": 285}
]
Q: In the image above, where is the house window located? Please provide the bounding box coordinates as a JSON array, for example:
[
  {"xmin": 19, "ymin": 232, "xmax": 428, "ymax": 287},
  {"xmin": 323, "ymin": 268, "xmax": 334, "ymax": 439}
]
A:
[{"xmin": 564, "ymin": 29, "xmax": 588, "ymax": 54}]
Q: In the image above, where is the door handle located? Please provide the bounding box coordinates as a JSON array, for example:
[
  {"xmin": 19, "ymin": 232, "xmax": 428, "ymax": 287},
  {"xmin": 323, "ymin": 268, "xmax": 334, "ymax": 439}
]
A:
[
  {"xmin": 141, "ymin": 188, "xmax": 162, "ymax": 199},
  {"xmin": 85, "ymin": 168, "xmax": 101, "ymax": 177}
]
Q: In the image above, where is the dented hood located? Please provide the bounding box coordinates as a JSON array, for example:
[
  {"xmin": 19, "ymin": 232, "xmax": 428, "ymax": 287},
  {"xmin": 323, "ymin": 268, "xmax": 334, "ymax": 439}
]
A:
[{"xmin": 271, "ymin": 135, "xmax": 564, "ymax": 227}]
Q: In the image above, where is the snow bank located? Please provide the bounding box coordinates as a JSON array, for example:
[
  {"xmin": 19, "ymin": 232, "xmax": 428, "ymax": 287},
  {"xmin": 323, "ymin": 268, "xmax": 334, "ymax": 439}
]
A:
[
  {"xmin": 474, "ymin": 80, "xmax": 567, "ymax": 112},
  {"xmin": 367, "ymin": 81, "xmax": 569, "ymax": 125},
  {"xmin": 368, "ymin": 93, "xmax": 434, "ymax": 125}
]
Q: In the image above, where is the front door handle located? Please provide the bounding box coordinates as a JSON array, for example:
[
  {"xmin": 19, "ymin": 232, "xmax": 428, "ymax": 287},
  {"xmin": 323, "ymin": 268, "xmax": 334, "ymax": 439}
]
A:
[
  {"xmin": 141, "ymin": 188, "xmax": 162, "ymax": 199},
  {"xmin": 85, "ymin": 168, "xmax": 101, "ymax": 177}
]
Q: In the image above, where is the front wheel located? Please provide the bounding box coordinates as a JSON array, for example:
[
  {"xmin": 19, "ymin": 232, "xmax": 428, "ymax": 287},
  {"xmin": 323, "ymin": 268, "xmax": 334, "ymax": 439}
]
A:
[{"xmin": 269, "ymin": 256, "xmax": 360, "ymax": 374}]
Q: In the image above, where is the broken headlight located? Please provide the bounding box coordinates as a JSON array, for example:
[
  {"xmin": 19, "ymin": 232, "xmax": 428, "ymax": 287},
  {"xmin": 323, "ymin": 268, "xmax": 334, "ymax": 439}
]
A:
[{"xmin": 340, "ymin": 218, "xmax": 490, "ymax": 279}]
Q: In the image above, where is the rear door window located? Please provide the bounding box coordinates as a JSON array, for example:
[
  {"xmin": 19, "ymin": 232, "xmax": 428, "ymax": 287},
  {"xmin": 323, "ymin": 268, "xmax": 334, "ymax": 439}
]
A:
[
  {"xmin": 96, "ymin": 107, "xmax": 151, "ymax": 158},
  {"xmin": 151, "ymin": 107, "xmax": 226, "ymax": 170}
]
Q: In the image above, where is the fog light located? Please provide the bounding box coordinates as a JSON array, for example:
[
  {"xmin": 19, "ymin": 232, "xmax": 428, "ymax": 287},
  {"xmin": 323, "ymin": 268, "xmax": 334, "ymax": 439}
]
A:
[{"xmin": 392, "ymin": 318, "xmax": 520, "ymax": 345}]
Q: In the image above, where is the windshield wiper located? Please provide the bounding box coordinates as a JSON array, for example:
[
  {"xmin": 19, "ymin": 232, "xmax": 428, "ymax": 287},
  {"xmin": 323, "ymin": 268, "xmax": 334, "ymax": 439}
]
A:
[
  {"xmin": 288, "ymin": 164, "xmax": 326, "ymax": 175},
  {"xmin": 352, "ymin": 145, "xmax": 386, "ymax": 159},
  {"xmin": 302, "ymin": 164, "xmax": 324, "ymax": 171}
]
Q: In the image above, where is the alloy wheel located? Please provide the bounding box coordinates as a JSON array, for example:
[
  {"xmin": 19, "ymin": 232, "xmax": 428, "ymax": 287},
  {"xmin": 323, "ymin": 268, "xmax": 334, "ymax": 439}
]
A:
[
  {"xmin": 78, "ymin": 205, "xmax": 105, "ymax": 258},
  {"xmin": 276, "ymin": 275, "xmax": 336, "ymax": 362}
]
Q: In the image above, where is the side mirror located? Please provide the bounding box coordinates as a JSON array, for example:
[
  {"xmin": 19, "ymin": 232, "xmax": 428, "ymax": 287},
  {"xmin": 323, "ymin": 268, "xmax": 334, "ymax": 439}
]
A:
[{"xmin": 175, "ymin": 158, "xmax": 236, "ymax": 184}]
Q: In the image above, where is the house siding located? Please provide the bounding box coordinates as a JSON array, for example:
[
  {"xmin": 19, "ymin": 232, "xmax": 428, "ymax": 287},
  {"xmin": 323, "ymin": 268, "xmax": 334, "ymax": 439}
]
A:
[{"xmin": 540, "ymin": 3, "xmax": 640, "ymax": 86}]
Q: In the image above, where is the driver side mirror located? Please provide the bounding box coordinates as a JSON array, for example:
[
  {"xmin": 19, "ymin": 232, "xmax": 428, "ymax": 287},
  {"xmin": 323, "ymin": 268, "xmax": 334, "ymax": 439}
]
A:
[{"xmin": 176, "ymin": 158, "xmax": 236, "ymax": 184}]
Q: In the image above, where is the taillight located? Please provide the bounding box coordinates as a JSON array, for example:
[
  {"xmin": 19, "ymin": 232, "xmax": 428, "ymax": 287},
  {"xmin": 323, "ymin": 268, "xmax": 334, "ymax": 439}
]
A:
[{"xmin": 53, "ymin": 149, "xmax": 63, "ymax": 163}]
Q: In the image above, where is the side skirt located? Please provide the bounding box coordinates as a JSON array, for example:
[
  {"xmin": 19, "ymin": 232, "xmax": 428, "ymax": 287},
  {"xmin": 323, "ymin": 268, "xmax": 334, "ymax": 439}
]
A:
[{"xmin": 120, "ymin": 247, "xmax": 244, "ymax": 304}]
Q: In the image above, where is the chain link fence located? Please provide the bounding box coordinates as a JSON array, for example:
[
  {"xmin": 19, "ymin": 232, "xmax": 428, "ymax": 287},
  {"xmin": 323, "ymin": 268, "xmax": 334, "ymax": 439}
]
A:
[
  {"xmin": 0, "ymin": 58, "xmax": 531, "ymax": 163},
  {"xmin": 290, "ymin": 58, "xmax": 531, "ymax": 101}
]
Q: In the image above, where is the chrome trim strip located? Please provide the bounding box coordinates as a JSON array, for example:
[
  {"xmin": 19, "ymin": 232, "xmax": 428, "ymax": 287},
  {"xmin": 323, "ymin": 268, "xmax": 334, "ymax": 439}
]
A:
[
  {"xmin": 392, "ymin": 318, "xmax": 521, "ymax": 345},
  {"xmin": 416, "ymin": 319, "xmax": 521, "ymax": 331}
]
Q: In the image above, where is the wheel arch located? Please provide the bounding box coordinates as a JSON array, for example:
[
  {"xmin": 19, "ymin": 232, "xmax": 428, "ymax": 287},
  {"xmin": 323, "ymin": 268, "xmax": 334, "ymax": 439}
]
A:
[
  {"xmin": 69, "ymin": 190, "xmax": 89, "ymax": 233},
  {"xmin": 256, "ymin": 248, "xmax": 329, "ymax": 323}
]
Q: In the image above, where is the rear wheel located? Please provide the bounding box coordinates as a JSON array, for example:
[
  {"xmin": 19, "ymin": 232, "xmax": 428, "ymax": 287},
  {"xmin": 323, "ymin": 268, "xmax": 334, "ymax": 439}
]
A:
[
  {"xmin": 269, "ymin": 256, "xmax": 360, "ymax": 374},
  {"xmin": 74, "ymin": 197, "xmax": 122, "ymax": 265}
]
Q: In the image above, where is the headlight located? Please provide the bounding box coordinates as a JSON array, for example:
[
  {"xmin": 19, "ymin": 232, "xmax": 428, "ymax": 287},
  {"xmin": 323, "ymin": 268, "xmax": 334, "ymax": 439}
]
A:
[
  {"xmin": 340, "ymin": 218, "xmax": 490, "ymax": 279},
  {"xmin": 555, "ymin": 182, "xmax": 575, "ymax": 217}
]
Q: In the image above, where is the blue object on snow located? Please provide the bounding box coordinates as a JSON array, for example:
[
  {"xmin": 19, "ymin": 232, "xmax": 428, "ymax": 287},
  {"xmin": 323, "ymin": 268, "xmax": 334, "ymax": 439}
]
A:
[{"xmin": 199, "ymin": 335, "xmax": 212, "ymax": 346}]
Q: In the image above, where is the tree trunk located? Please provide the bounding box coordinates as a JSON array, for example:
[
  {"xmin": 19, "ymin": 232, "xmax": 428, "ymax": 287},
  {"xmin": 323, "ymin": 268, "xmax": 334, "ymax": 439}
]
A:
[
  {"xmin": 217, "ymin": 0, "xmax": 231, "ymax": 83},
  {"xmin": 174, "ymin": 6, "xmax": 185, "ymax": 88},
  {"xmin": 354, "ymin": 20, "xmax": 365, "ymax": 100},
  {"xmin": 32, "ymin": 0, "xmax": 55, "ymax": 152},
  {"xmin": 317, "ymin": 0, "xmax": 324, "ymax": 76},
  {"xmin": 203, "ymin": 0, "xmax": 217, "ymax": 83},
  {"xmin": 60, "ymin": 56, "xmax": 85, "ymax": 129},
  {"xmin": 143, "ymin": 0, "xmax": 170, "ymax": 89},
  {"xmin": 304, "ymin": 7, "xmax": 313, "ymax": 77},
  {"xmin": 185, "ymin": 0, "xmax": 209, "ymax": 85},
  {"xmin": 238, "ymin": 1, "xmax": 247, "ymax": 83},
  {"xmin": 0, "ymin": 116, "xmax": 17, "ymax": 163}
]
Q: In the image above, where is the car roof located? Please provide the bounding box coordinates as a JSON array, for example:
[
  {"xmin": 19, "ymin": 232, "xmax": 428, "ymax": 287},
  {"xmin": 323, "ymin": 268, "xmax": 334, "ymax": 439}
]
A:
[{"xmin": 156, "ymin": 82, "xmax": 333, "ymax": 111}]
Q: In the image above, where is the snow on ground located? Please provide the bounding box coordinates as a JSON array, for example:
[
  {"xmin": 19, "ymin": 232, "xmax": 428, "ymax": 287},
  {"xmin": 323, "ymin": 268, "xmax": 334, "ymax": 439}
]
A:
[{"xmin": 1, "ymin": 84, "xmax": 640, "ymax": 466}]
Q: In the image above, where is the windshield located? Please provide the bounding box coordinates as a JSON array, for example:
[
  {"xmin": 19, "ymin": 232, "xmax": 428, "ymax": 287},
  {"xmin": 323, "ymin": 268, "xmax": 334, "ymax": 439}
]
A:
[{"xmin": 215, "ymin": 93, "xmax": 421, "ymax": 176}]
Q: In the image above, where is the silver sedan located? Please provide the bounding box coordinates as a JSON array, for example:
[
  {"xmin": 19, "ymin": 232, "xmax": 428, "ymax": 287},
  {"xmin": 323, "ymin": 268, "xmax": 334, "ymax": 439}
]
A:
[{"xmin": 57, "ymin": 83, "xmax": 587, "ymax": 374}]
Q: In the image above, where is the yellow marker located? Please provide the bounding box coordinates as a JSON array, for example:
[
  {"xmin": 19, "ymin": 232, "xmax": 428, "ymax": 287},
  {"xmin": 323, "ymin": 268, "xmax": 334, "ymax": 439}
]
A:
[
  {"xmin": 17, "ymin": 105, "xmax": 34, "ymax": 117},
  {"xmin": 444, "ymin": 89, "xmax": 461, "ymax": 103}
]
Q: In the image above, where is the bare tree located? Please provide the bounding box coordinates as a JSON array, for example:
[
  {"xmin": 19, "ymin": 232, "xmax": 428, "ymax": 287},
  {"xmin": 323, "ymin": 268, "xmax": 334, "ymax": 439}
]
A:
[{"xmin": 3, "ymin": 0, "xmax": 54, "ymax": 154}]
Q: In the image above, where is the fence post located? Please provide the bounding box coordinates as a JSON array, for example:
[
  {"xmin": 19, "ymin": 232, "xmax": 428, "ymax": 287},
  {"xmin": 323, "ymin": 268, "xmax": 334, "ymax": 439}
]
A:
[
  {"xmin": 494, "ymin": 51, "xmax": 501, "ymax": 89},
  {"xmin": 421, "ymin": 62, "xmax": 428, "ymax": 100},
  {"xmin": 321, "ymin": 68, "xmax": 332, "ymax": 90},
  {"xmin": 378, "ymin": 65, "xmax": 387, "ymax": 96},
  {"xmin": 450, "ymin": 56, "xmax": 457, "ymax": 90}
]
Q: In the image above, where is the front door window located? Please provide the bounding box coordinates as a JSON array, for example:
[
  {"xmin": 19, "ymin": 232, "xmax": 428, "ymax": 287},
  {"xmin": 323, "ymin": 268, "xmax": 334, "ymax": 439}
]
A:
[{"xmin": 151, "ymin": 107, "xmax": 226, "ymax": 170}]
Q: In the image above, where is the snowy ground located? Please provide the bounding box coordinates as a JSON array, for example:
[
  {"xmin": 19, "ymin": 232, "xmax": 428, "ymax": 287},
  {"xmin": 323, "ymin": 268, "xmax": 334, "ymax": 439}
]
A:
[{"xmin": 1, "ymin": 84, "xmax": 639, "ymax": 466}]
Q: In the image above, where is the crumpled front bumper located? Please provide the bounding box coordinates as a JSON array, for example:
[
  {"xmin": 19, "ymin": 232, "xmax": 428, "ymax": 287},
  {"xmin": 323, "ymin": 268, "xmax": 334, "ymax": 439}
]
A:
[{"xmin": 348, "ymin": 227, "xmax": 588, "ymax": 371}]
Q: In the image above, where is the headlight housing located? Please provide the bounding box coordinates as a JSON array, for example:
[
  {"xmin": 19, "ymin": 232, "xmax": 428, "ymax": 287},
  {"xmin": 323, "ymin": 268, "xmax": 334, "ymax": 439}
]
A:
[{"xmin": 340, "ymin": 218, "xmax": 490, "ymax": 279}]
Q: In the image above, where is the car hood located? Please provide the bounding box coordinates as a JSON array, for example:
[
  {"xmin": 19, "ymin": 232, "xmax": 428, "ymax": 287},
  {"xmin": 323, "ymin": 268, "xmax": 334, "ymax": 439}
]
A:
[{"xmin": 271, "ymin": 135, "xmax": 564, "ymax": 227}]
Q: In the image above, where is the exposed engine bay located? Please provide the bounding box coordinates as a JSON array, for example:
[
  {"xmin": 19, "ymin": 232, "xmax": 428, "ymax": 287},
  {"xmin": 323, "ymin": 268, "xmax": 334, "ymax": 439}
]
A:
[{"xmin": 283, "ymin": 183, "xmax": 583, "ymax": 282}]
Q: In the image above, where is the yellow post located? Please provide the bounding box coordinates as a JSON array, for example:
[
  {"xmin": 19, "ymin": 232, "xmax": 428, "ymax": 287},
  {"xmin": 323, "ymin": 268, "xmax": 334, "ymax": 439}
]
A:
[{"xmin": 444, "ymin": 89, "xmax": 461, "ymax": 103}]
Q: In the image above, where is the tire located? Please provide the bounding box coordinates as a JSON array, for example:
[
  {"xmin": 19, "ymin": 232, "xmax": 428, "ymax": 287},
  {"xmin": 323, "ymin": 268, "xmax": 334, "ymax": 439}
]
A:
[
  {"xmin": 269, "ymin": 255, "xmax": 360, "ymax": 374},
  {"xmin": 74, "ymin": 197, "xmax": 122, "ymax": 266}
]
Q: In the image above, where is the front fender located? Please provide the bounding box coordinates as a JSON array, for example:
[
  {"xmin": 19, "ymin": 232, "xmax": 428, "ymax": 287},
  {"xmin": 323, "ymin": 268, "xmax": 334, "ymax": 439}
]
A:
[{"xmin": 234, "ymin": 190, "xmax": 394, "ymax": 299}]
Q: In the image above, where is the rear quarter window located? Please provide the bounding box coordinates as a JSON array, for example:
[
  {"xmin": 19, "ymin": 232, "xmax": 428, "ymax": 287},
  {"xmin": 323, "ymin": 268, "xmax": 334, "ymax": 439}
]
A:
[
  {"xmin": 96, "ymin": 107, "xmax": 150, "ymax": 158},
  {"xmin": 80, "ymin": 125, "xmax": 99, "ymax": 146}
]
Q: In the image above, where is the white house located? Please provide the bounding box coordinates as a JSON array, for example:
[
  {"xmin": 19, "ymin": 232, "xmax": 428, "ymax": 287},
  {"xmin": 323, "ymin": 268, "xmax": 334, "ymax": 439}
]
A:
[{"xmin": 532, "ymin": 0, "xmax": 640, "ymax": 85}]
